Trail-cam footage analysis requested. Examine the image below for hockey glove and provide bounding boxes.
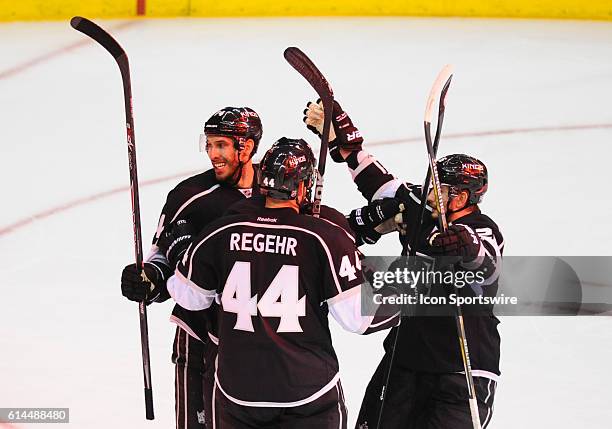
[157,219,197,268]
[428,225,481,261]
[303,99,363,163]
[331,100,363,151]
[121,262,172,304]
[348,198,405,245]
[354,224,382,246]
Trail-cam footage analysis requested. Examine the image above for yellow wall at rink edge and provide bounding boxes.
[184,0,612,20]
[0,0,135,21]
[1,0,611,21]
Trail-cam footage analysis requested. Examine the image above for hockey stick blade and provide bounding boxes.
[284,47,334,102]
[70,17,126,61]
[425,64,454,125]
[424,65,454,232]
[284,47,334,217]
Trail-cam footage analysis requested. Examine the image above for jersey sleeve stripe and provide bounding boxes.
[318,217,355,242]
[170,184,221,224]
[349,153,375,180]
[326,285,360,306]
[371,178,404,201]
[167,272,216,311]
[168,315,203,342]
[175,268,215,295]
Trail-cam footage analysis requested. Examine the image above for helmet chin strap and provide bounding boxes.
[227,160,244,187]
[226,136,247,187]
[446,197,476,216]
[445,187,470,215]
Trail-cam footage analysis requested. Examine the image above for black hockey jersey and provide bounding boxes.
[347,150,504,377]
[225,194,356,240]
[168,204,399,406]
[147,168,259,343]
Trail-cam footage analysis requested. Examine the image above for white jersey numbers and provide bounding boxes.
[222,261,258,332]
[222,261,306,333]
[258,265,306,332]
[339,252,360,281]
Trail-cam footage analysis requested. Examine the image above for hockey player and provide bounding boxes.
[120,107,263,429]
[166,137,400,429]
[305,101,504,428]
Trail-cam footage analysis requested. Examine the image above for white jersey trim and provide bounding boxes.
[168,271,216,311]
[154,183,222,241]
[350,154,375,180]
[208,332,219,346]
[328,287,373,334]
[336,384,343,429]
[371,178,403,201]
[369,311,401,329]
[171,184,221,224]
[186,221,347,296]
[154,183,221,241]
[319,217,355,243]
[326,284,360,306]
[461,369,501,383]
[215,372,341,408]
[168,316,203,342]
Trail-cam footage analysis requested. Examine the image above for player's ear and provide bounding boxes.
[240,139,255,162]
[454,190,469,210]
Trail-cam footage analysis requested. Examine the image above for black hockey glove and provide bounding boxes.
[157,219,197,268]
[348,198,405,230]
[354,224,382,246]
[121,262,172,304]
[331,100,363,152]
[303,99,363,163]
[348,198,404,245]
[428,225,481,261]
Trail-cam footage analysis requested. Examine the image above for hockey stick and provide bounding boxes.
[424,67,482,429]
[407,65,453,256]
[70,16,154,420]
[375,65,455,429]
[283,47,334,218]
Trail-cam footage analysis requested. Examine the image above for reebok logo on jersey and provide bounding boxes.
[257,217,278,223]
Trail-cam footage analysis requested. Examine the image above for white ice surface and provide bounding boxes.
[1,17,612,428]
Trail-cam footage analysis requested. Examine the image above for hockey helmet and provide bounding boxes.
[259,137,316,201]
[202,107,263,157]
[437,154,488,205]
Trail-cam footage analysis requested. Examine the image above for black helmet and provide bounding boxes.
[259,137,316,202]
[437,154,488,205]
[203,107,263,156]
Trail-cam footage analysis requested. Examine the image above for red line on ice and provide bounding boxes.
[0,170,200,237]
[0,20,140,81]
[1,122,611,238]
[367,123,612,146]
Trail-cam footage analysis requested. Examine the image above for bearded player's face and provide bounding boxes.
[205,135,240,182]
